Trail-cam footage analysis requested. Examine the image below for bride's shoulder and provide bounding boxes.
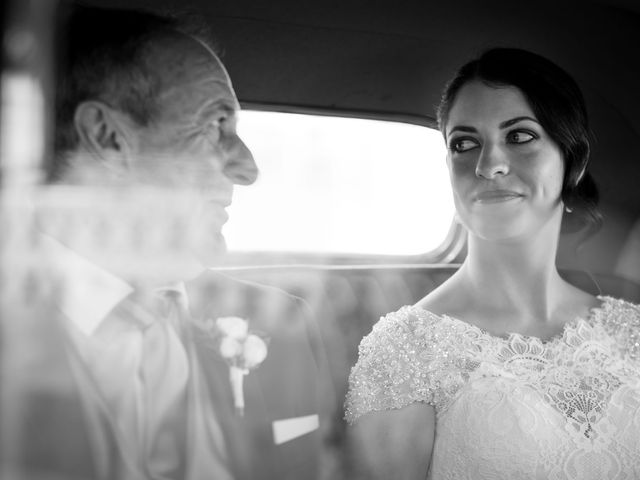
[592,296,640,357]
[359,275,474,358]
[596,295,640,315]
[347,305,453,424]
[358,302,469,365]
[347,287,474,424]
[587,295,640,330]
[359,305,442,352]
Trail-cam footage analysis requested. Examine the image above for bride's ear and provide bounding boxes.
[73,100,134,176]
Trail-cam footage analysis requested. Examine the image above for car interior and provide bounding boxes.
[2,0,640,477]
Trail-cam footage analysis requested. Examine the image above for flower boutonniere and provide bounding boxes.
[205,316,268,416]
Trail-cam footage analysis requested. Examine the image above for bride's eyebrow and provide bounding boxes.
[447,125,477,137]
[499,116,539,128]
[447,115,540,138]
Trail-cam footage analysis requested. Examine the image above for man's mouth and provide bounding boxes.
[205,202,230,223]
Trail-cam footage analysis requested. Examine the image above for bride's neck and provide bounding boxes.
[461,230,565,321]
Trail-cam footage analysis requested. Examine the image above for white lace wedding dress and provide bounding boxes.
[345,296,640,479]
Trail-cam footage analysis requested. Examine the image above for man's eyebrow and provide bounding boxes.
[197,101,238,121]
[210,101,238,114]
[499,116,539,128]
[218,102,238,114]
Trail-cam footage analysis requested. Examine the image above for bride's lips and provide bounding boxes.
[474,189,523,204]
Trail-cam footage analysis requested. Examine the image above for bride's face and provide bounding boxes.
[444,80,565,243]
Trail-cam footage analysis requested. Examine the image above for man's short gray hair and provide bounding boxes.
[52,3,219,181]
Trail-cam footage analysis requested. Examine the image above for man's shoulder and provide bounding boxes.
[187,269,309,330]
[189,269,304,304]
[201,269,300,297]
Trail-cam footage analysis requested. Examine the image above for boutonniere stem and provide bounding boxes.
[229,366,248,416]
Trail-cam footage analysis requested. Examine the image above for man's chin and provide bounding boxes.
[130,239,228,286]
[33,185,231,285]
[67,236,226,287]
[191,233,228,268]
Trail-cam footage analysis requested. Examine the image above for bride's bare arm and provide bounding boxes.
[349,402,435,480]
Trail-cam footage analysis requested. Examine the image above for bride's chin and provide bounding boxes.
[468,221,561,246]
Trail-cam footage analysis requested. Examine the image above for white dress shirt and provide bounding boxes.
[42,235,234,480]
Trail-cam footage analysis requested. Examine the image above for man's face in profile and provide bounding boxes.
[40,33,258,284]
[113,35,258,270]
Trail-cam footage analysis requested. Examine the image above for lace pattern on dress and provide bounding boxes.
[345,296,640,431]
[345,296,640,479]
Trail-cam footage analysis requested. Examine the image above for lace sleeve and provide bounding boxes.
[344,307,437,425]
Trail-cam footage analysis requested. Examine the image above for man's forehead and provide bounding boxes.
[146,33,237,105]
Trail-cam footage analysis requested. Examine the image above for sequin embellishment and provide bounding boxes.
[345,296,640,434]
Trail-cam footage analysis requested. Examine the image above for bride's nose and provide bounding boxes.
[475,143,509,179]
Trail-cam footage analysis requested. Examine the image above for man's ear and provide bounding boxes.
[73,100,133,174]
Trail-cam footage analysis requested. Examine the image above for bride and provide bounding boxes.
[345,48,640,479]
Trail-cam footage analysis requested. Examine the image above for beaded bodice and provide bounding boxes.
[345,296,640,479]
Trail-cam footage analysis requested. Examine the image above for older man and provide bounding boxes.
[22,4,333,480]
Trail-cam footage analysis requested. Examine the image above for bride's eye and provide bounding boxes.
[506,130,537,144]
[449,137,479,153]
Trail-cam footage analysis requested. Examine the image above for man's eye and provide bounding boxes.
[209,118,224,130]
[449,137,479,153]
[203,122,222,144]
[507,130,536,144]
[207,115,229,134]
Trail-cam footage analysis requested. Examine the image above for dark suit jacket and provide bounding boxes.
[186,270,336,480]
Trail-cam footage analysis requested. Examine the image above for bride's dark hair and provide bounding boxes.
[437,47,602,240]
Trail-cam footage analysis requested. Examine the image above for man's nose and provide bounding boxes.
[223,134,259,186]
[475,143,509,179]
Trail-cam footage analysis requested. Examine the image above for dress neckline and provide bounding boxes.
[410,295,610,345]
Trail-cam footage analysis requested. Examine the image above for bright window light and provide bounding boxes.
[224,110,454,256]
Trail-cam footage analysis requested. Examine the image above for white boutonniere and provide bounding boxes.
[205,316,268,416]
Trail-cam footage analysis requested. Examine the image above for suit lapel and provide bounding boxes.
[187,270,322,480]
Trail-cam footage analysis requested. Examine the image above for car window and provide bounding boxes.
[225,110,455,259]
